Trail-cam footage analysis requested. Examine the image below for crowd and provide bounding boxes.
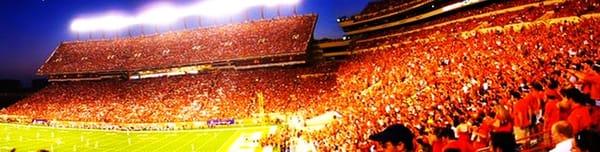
[356,0,600,50]
[2,65,338,123]
[261,8,600,152]
[38,15,316,74]
[351,0,430,22]
[344,0,463,32]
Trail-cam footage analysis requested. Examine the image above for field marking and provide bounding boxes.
[152,132,199,152]
[188,132,219,152]
[173,132,213,152]
[92,132,132,151]
[1,127,77,151]
[197,133,220,150]
[0,123,275,151]
[50,128,109,151]
[0,123,271,133]
[228,132,263,152]
[56,128,118,151]
[127,132,181,152]
[216,130,240,152]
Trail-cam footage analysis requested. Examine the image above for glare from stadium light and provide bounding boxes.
[261,0,300,7]
[189,0,248,17]
[137,4,182,25]
[70,0,302,32]
[71,14,134,32]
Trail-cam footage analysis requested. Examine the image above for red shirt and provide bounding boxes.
[495,121,514,133]
[582,74,600,100]
[474,120,492,149]
[524,92,542,112]
[543,100,560,131]
[432,140,448,152]
[513,99,530,127]
[567,104,592,133]
[478,117,494,137]
[443,136,475,152]
[545,89,562,102]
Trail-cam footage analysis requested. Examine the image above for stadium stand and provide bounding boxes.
[353,0,561,47]
[261,16,600,151]
[262,0,600,151]
[340,0,462,31]
[353,0,431,21]
[4,65,338,123]
[38,15,317,75]
[2,0,600,151]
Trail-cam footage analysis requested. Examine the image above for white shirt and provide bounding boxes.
[550,138,573,152]
[294,137,317,152]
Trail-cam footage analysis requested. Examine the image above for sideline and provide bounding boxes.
[0,123,273,134]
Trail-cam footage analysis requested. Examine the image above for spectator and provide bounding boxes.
[544,80,562,132]
[432,127,454,152]
[549,121,574,152]
[562,88,593,133]
[571,129,600,152]
[490,132,517,152]
[443,123,475,152]
[369,124,415,152]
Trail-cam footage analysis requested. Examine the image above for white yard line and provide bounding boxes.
[215,130,240,152]
[173,133,213,152]
[191,133,219,152]
[151,132,198,152]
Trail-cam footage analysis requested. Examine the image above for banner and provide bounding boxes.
[32,118,49,125]
[207,118,235,126]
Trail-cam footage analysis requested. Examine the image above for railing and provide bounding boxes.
[476,130,551,152]
[518,130,550,150]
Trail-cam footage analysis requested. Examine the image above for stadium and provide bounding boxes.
[1,0,600,151]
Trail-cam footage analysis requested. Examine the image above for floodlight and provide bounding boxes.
[193,0,248,17]
[71,14,133,32]
[70,19,92,32]
[261,0,301,7]
[96,15,134,31]
[69,0,303,32]
[137,4,181,25]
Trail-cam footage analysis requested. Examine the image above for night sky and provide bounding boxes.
[0,0,369,86]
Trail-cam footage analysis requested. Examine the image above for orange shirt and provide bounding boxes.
[513,99,530,127]
[478,117,494,138]
[545,89,562,101]
[582,74,600,100]
[474,118,493,149]
[543,100,560,131]
[567,104,592,133]
[524,92,542,112]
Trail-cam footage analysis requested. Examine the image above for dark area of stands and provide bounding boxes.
[0,79,47,108]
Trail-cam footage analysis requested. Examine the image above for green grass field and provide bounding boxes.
[0,123,274,152]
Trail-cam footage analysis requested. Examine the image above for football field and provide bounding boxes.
[0,123,274,152]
